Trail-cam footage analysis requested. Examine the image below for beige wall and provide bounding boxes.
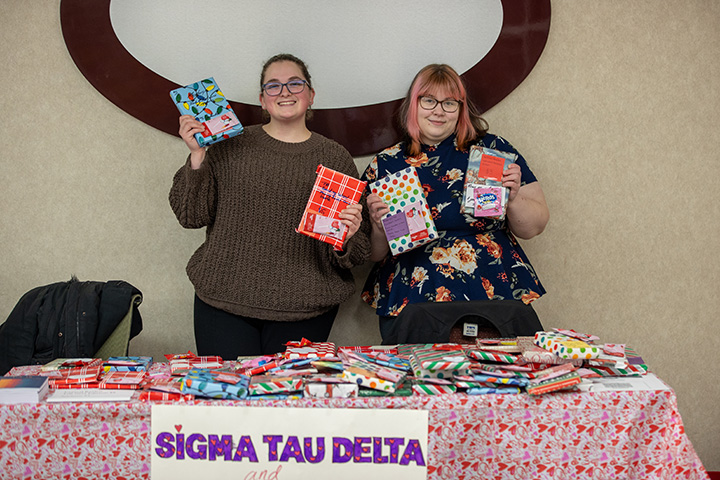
[1,0,718,469]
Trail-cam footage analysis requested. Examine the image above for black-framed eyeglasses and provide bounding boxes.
[262,79,308,96]
[419,96,461,113]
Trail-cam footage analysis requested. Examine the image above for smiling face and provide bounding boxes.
[416,88,460,145]
[259,60,315,124]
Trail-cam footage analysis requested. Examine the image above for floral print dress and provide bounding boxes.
[361,133,546,317]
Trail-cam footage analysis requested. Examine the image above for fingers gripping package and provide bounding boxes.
[170,77,244,147]
[368,166,438,256]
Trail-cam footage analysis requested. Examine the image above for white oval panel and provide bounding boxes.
[109,0,503,109]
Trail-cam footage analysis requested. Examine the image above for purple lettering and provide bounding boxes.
[373,436,388,463]
[385,437,404,464]
[303,437,325,464]
[279,436,305,463]
[154,432,175,458]
[263,435,282,462]
[233,435,259,462]
[208,434,232,461]
[332,437,353,463]
[400,439,426,466]
[187,434,207,460]
[353,437,371,463]
[176,433,185,459]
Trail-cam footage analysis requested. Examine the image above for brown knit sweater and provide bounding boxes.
[169,125,371,321]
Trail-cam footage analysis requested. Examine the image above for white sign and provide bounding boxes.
[151,406,429,480]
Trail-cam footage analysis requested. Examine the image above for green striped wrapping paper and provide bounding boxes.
[248,376,303,396]
[412,383,457,395]
[466,349,519,364]
[410,346,471,379]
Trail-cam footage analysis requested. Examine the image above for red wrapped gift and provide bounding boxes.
[284,338,337,359]
[296,164,366,251]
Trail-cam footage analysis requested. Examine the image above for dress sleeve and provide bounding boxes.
[489,135,538,186]
[168,154,218,229]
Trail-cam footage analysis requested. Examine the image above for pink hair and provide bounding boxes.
[400,64,486,156]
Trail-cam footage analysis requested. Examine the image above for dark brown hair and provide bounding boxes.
[259,53,314,121]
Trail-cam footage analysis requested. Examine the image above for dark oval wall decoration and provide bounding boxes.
[60,0,550,157]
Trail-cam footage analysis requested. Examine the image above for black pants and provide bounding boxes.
[193,295,338,358]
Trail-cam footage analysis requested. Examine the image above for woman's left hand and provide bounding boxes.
[339,203,363,241]
[502,163,522,202]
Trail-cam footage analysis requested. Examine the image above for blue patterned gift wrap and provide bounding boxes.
[170,77,244,147]
[181,369,249,400]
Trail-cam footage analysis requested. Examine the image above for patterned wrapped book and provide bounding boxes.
[248,376,303,396]
[283,338,337,359]
[181,369,249,400]
[410,345,471,380]
[297,164,366,251]
[169,77,243,147]
[462,146,515,217]
[368,166,438,255]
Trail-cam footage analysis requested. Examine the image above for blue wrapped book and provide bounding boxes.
[104,356,153,372]
[170,77,243,147]
[181,369,250,400]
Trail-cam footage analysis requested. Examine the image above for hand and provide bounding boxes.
[366,193,390,232]
[339,203,363,241]
[502,163,522,202]
[178,115,207,168]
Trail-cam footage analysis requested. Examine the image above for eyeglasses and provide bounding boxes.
[262,79,308,96]
[419,96,461,113]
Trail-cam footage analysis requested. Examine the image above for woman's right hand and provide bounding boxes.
[367,193,390,232]
[178,115,207,168]
[367,193,392,261]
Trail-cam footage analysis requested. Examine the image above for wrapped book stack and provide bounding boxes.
[4,329,649,402]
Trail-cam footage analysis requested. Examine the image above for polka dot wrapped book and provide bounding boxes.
[368,166,438,256]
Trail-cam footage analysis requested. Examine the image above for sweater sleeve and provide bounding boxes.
[168,155,217,229]
[328,146,372,269]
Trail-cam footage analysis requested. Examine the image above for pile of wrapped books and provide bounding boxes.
[5,329,649,402]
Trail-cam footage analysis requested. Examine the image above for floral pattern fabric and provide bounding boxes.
[361,133,546,316]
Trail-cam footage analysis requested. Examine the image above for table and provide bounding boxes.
[0,368,709,479]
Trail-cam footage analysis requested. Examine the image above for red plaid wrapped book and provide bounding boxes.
[296,164,366,251]
[166,353,224,376]
[49,365,103,388]
[284,338,337,359]
[99,371,146,390]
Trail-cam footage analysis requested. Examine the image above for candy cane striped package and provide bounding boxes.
[410,346,472,379]
[466,349,519,364]
[412,383,457,395]
[368,166,438,256]
[297,164,366,251]
[248,376,303,396]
